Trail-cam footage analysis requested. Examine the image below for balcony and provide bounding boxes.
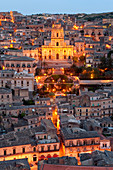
[11,64,15,67]
[66,143,100,148]
[22,64,26,68]
[39,149,59,153]
[16,64,20,68]
[27,64,31,68]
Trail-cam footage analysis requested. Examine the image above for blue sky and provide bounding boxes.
[1,0,113,15]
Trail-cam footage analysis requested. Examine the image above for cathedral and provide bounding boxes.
[42,23,74,68]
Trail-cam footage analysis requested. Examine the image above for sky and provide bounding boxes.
[0,0,113,15]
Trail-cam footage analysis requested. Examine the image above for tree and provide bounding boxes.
[79,55,86,62]
[99,57,107,69]
[73,57,78,63]
[99,51,113,70]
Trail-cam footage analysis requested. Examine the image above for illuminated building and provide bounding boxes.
[61,127,111,162]
[74,40,85,58]
[42,22,74,68]
[84,26,104,41]
[2,56,37,75]
[10,11,14,23]
[0,70,34,93]
[0,121,60,166]
[0,88,13,106]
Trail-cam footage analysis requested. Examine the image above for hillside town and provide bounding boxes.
[0,11,113,170]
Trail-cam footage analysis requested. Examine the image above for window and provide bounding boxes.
[21,81,23,86]
[23,148,25,153]
[91,140,95,145]
[56,53,59,59]
[4,150,6,155]
[6,63,10,67]
[48,146,50,151]
[16,64,20,68]
[33,154,37,162]
[49,55,51,59]
[22,64,26,68]
[57,33,58,37]
[33,147,36,152]
[1,95,3,99]
[41,146,44,152]
[69,141,73,146]
[1,81,3,87]
[54,145,57,150]
[13,149,16,154]
[56,42,59,46]
[27,81,29,86]
[44,136,46,139]
[64,55,66,59]
[27,64,31,68]
[7,95,9,98]
[83,140,87,145]
[11,64,14,67]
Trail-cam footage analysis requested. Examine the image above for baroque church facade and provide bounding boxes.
[42,23,74,68]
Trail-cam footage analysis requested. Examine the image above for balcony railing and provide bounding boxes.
[66,143,100,148]
[39,149,59,153]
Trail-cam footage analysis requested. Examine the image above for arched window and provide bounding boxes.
[33,147,36,152]
[47,154,51,158]
[56,42,59,46]
[13,149,16,154]
[68,56,71,59]
[57,33,59,37]
[30,54,32,58]
[64,55,66,59]
[33,154,37,162]
[91,32,95,36]
[56,53,59,59]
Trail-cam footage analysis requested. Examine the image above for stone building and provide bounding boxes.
[0,70,34,93]
[2,55,36,75]
[0,88,12,106]
[42,22,74,68]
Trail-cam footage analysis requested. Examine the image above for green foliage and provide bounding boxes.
[19,112,25,118]
[35,68,42,76]
[99,51,113,70]
[8,48,18,50]
[80,68,103,79]
[23,99,35,105]
[49,92,55,97]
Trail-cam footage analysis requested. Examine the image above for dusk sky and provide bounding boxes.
[1,0,113,15]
